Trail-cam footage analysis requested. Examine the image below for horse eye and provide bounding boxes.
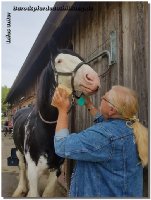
[57,59,62,63]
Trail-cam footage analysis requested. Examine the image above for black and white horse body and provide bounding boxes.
[12,45,100,197]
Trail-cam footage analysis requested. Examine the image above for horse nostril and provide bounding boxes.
[85,74,93,81]
[94,86,99,93]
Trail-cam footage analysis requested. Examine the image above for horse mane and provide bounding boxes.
[36,62,56,111]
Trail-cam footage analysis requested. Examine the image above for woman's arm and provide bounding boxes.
[56,111,68,132]
[54,125,112,162]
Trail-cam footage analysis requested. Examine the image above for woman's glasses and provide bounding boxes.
[101,96,117,109]
[101,96,126,116]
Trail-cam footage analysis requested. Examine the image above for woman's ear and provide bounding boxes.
[108,106,118,117]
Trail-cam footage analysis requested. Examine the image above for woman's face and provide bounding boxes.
[99,90,120,119]
[99,91,111,119]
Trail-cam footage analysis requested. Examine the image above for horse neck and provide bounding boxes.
[35,64,58,121]
[39,105,58,122]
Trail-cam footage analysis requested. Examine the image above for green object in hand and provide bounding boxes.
[77,96,85,106]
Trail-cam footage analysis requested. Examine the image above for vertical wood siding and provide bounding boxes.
[63,2,149,131]
[55,3,149,194]
[64,2,148,196]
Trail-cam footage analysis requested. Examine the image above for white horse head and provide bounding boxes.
[50,46,100,95]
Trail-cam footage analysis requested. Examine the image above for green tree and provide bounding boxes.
[2,85,10,115]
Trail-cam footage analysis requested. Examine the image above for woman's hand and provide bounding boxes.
[52,88,70,112]
[84,96,92,106]
[84,95,98,117]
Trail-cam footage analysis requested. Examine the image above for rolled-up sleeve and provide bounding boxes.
[54,124,113,162]
[55,128,69,140]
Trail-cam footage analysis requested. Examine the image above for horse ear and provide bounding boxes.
[48,39,59,59]
[66,42,73,50]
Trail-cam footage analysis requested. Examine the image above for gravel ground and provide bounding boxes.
[2,133,19,197]
[1,133,67,198]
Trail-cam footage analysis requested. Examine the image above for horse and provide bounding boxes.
[12,42,100,197]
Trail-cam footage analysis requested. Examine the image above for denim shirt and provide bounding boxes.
[54,115,143,197]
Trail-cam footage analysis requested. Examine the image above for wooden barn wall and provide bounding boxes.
[12,80,37,111]
[57,2,149,131]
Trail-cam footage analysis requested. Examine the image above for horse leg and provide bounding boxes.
[12,151,28,197]
[42,170,58,197]
[24,153,40,197]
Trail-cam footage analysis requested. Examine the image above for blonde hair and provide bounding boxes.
[108,85,148,167]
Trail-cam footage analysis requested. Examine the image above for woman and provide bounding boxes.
[52,85,148,197]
